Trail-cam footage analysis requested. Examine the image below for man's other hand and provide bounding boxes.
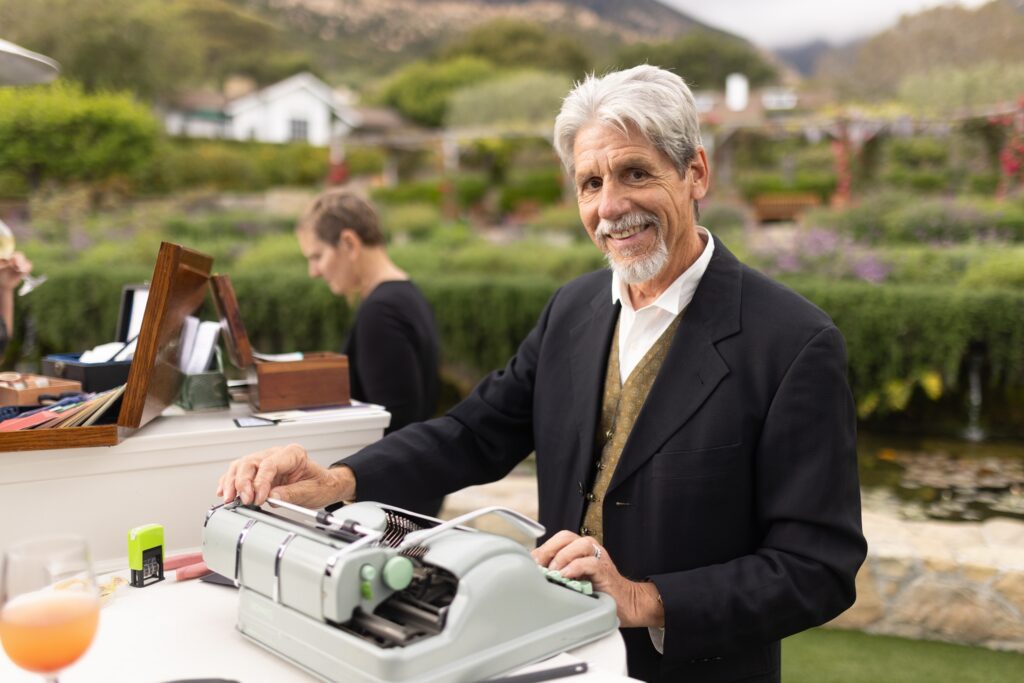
[532,530,664,629]
[216,443,356,508]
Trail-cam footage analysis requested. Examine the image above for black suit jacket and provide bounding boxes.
[345,238,867,682]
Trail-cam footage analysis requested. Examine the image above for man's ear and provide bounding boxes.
[689,147,710,201]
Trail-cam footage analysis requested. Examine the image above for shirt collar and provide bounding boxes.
[611,226,714,314]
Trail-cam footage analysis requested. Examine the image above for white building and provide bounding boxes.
[165,73,360,147]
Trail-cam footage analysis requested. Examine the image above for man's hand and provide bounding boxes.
[532,530,664,629]
[216,443,356,508]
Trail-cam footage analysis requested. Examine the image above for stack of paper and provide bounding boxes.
[178,316,221,374]
[0,384,127,431]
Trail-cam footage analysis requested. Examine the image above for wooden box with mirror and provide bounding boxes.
[210,274,350,412]
[0,242,213,452]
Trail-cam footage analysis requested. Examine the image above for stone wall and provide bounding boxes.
[830,510,1024,652]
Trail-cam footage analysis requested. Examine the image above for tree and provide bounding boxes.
[0,82,159,189]
[440,19,592,77]
[447,70,571,130]
[614,31,777,90]
[378,57,497,128]
[177,0,320,87]
[0,0,202,100]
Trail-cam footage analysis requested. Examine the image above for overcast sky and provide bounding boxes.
[659,0,995,48]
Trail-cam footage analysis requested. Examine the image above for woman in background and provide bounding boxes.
[0,251,32,355]
[297,190,443,517]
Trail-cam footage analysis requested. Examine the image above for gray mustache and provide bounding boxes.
[596,212,660,238]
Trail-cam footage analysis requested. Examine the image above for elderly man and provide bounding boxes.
[218,65,866,683]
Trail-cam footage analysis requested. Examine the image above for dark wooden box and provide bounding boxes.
[209,274,350,412]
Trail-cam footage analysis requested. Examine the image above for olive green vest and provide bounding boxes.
[580,313,683,544]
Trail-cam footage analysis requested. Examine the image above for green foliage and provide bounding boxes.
[0,82,159,189]
[370,180,444,208]
[379,203,444,241]
[440,19,590,76]
[880,137,952,193]
[451,173,490,209]
[525,204,586,240]
[959,251,1024,290]
[789,279,1024,414]
[805,193,1024,244]
[378,57,497,128]
[134,140,328,193]
[784,628,1024,683]
[614,31,777,89]
[446,70,571,130]
[176,0,312,87]
[700,203,748,232]
[344,147,387,177]
[0,0,202,99]
[499,168,564,213]
[419,275,558,374]
[736,171,837,203]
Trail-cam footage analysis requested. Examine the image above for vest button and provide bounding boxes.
[596,462,605,471]
[605,429,613,439]
[586,492,598,502]
[580,526,591,536]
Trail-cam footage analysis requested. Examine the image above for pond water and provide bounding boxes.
[858,431,1024,522]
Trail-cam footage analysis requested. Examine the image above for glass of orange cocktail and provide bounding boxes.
[0,537,100,682]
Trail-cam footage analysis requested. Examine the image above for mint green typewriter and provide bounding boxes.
[202,498,619,683]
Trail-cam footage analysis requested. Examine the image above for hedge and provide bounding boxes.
[10,266,1023,426]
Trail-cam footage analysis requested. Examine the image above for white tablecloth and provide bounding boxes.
[0,570,638,682]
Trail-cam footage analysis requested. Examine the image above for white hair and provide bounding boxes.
[553,64,703,180]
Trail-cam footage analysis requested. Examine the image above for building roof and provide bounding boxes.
[225,72,360,128]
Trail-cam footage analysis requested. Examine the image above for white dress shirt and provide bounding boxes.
[611,227,714,384]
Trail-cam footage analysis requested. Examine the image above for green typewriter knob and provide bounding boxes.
[382,556,414,591]
[359,564,377,600]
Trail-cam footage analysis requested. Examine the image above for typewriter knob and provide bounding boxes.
[382,556,414,591]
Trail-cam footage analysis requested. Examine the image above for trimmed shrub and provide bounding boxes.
[499,168,563,213]
[370,180,444,208]
[133,140,327,194]
[0,82,159,191]
[959,251,1024,290]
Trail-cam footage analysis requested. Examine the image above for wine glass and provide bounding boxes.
[0,218,46,296]
[0,537,100,682]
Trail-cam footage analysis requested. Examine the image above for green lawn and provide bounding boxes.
[784,629,1024,682]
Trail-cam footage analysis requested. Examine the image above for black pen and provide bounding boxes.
[481,661,588,683]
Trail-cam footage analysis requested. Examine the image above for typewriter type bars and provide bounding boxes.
[202,499,619,683]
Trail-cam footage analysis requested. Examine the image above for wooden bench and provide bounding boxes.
[752,192,822,223]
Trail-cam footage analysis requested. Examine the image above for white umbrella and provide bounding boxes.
[0,37,59,85]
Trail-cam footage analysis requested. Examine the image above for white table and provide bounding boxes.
[0,571,637,682]
[0,403,391,571]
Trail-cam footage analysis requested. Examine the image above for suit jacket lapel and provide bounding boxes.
[569,282,619,499]
[607,236,743,493]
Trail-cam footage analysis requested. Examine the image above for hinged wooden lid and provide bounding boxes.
[209,273,254,369]
[117,242,214,429]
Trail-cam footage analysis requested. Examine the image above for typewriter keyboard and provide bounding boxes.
[539,565,594,596]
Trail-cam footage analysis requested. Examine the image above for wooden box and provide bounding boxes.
[0,242,213,452]
[210,274,350,412]
[0,375,82,406]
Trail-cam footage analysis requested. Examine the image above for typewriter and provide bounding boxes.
[202,498,618,683]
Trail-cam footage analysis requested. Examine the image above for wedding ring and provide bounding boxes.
[592,543,602,560]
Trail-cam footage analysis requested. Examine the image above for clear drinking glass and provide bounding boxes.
[0,537,100,682]
[0,218,46,296]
